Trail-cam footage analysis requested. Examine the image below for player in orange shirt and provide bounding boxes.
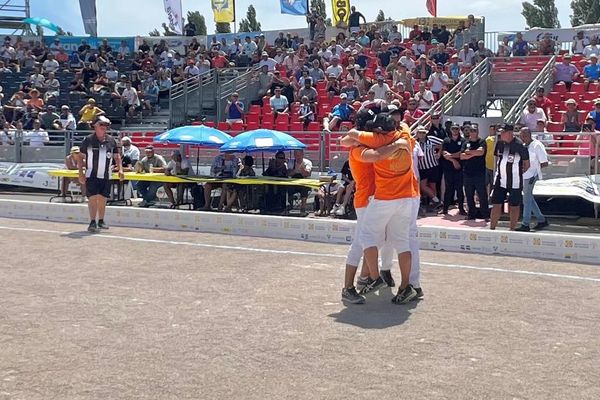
[341,136,411,304]
[343,115,419,304]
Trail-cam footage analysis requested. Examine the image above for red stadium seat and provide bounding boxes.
[546,121,564,132]
[547,91,563,103]
[230,121,245,131]
[307,122,321,131]
[217,122,230,131]
[204,121,216,127]
[245,113,259,124]
[571,82,585,93]
[553,83,567,94]
[276,120,289,131]
[289,122,304,132]
[249,104,261,115]
[246,120,260,130]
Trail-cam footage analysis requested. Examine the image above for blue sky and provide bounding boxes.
[26,0,574,36]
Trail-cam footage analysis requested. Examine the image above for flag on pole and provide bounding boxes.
[78,0,97,37]
[212,0,236,23]
[163,0,183,34]
[331,0,350,28]
[280,0,308,16]
[426,0,437,17]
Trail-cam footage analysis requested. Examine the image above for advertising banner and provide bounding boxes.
[164,0,184,35]
[212,0,235,23]
[331,0,350,28]
[43,36,135,53]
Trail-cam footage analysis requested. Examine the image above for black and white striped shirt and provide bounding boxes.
[418,135,444,170]
[80,133,119,180]
[494,138,529,190]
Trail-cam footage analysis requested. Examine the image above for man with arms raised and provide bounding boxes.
[78,116,124,233]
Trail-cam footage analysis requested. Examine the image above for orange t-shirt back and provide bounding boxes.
[349,146,375,209]
[356,129,419,201]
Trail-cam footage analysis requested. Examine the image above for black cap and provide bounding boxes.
[498,123,514,132]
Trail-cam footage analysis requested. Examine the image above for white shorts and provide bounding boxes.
[360,197,412,254]
[346,206,366,267]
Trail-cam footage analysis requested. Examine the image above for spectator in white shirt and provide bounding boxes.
[184,61,200,78]
[242,36,258,56]
[399,55,416,72]
[43,72,60,102]
[49,39,63,55]
[427,63,449,97]
[269,86,289,120]
[30,68,45,89]
[42,53,60,73]
[519,98,547,131]
[121,81,141,118]
[411,38,426,57]
[571,31,590,55]
[0,42,15,61]
[583,38,600,59]
[117,40,131,59]
[325,56,343,78]
[258,51,278,72]
[369,76,391,100]
[458,43,475,66]
[516,127,549,232]
[25,120,49,147]
[58,105,76,130]
[414,82,434,111]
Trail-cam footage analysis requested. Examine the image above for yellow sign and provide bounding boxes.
[401,16,483,29]
[212,0,235,23]
[331,0,350,28]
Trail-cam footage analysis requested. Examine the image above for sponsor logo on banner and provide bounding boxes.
[331,0,350,28]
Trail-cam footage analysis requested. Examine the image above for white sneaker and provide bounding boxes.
[331,204,340,214]
[335,205,346,216]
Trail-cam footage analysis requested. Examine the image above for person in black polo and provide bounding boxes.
[77,116,124,233]
[441,123,466,215]
[460,123,489,220]
[490,124,530,231]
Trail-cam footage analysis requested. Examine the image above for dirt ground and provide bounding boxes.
[0,217,599,400]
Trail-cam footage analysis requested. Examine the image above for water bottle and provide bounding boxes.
[149,164,154,173]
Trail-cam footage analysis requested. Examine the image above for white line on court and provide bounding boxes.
[2,224,600,284]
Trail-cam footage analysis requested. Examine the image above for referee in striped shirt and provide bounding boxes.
[490,124,530,230]
[77,116,124,233]
[416,126,444,208]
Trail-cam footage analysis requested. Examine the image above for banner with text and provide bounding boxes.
[163,0,183,34]
[331,0,350,28]
[43,36,135,53]
[212,0,235,23]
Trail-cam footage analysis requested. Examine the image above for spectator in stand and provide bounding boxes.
[298,78,318,104]
[393,64,414,94]
[78,98,104,129]
[58,105,76,130]
[120,136,140,168]
[121,81,141,119]
[416,125,443,209]
[26,89,44,111]
[325,73,341,99]
[403,97,424,125]
[323,93,355,132]
[348,6,366,34]
[355,67,373,96]
[70,72,87,94]
[441,123,466,215]
[369,75,391,100]
[437,25,451,46]
[474,40,493,63]
[430,42,449,65]
[415,54,432,80]
[490,124,530,231]
[55,48,69,64]
[135,145,167,207]
[325,56,343,78]
[184,19,197,36]
[258,51,277,72]
[298,95,315,129]
[39,105,59,130]
[270,86,289,120]
[533,87,553,119]
[225,92,244,126]
[519,98,546,131]
[411,38,426,57]
[571,31,590,55]
[24,119,48,147]
[583,54,600,90]
[460,124,489,220]
[30,67,45,90]
[512,32,530,57]
[458,43,475,66]
[415,82,434,111]
[340,76,360,102]
[583,38,600,59]
[399,53,416,71]
[98,38,112,54]
[357,30,370,47]
[408,25,422,41]
[538,33,556,55]
[516,127,549,232]
[427,63,449,99]
[587,100,600,130]
[43,72,60,102]
[117,40,131,60]
[554,54,580,91]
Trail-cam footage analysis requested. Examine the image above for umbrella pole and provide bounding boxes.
[262,152,265,174]
[196,147,200,172]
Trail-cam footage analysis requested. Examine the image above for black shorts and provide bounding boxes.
[419,166,442,183]
[491,185,522,207]
[86,177,111,198]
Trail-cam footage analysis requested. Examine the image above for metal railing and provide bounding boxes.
[215,67,260,122]
[504,55,557,125]
[168,69,217,128]
[408,57,492,132]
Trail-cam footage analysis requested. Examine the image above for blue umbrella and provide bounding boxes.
[219,129,306,153]
[23,17,61,33]
[153,125,232,147]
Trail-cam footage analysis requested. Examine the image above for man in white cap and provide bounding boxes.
[258,51,278,72]
[77,116,124,232]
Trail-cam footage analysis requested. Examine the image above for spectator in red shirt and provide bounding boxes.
[408,25,422,41]
[212,51,228,69]
[533,87,553,118]
[403,97,424,125]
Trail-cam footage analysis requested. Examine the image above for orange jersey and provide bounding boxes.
[349,146,375,209]
[356,128,419,200]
